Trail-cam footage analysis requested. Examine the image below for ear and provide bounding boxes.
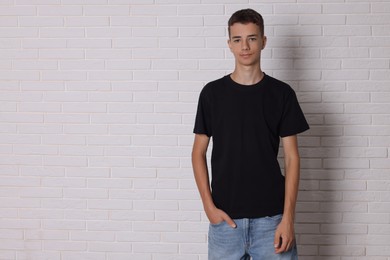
[227,39,233,52]
[261,36,267,50]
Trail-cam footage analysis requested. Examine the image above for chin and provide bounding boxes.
[238,60,259,67]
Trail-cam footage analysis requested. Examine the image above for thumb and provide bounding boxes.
[222,213,236,228]
[274,230,281,248]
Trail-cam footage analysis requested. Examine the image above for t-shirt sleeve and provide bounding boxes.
[193,87,212,137]
[279,89,310,137]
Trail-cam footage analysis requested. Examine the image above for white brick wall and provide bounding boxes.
[0,1,389,259]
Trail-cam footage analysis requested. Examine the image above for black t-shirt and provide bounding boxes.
[193,73,309,219]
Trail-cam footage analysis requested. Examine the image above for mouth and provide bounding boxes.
[240,53,252,58]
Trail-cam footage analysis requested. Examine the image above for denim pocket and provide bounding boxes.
[209,221,225,227]
[265,214,283,221]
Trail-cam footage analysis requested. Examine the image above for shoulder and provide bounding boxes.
[264,74,294,95]
[200,75,227,96]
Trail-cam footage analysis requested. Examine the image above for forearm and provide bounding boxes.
[283,154,300,222]
[191,134,215,211]
[281,135,301,223]
[192,152,215,210]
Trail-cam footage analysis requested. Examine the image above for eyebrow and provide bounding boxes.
[231,34,258,39]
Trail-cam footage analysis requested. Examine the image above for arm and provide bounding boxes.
[191,134,236,228]
[274,135,300,253]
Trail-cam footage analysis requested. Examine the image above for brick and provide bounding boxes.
[324,25,371,36]
[319,246,365,256]
[109,125,154,135]
[178,5,224,15]
[371,93,390,103]
[132,136,178,146]
[322,70,369,80]
[298,191,342,202]
[368,202,390,213]
[133,71,178,81]
[323,158,369,169]
[43,240,87,251]
[0,16,18,26]
[110,211,154,221]
[323,3,369,14]
[134,27,177,37]
[60,60,105,70]
[113,38,158,48]
[322,47,369,58]
[159,16,204,27]
[320,180,366,191]
[19,17,64,27]
[153,59,198,70]
[321,224,368,234]
[372,25,390,36]
[61,252,105,260]
[66,17,109,27]
[275,26,322,36]
[320,202,367,213]
[294,59,341,69]
[23,39,66,49]
[137,114,181,124]
[24,230,68,240]
[14,145,58,155]
[88,199,132,210]
[89,71,133,81]
[350,36,390,47]
[66,39,111,48]
[347,15,390,25]
[295,213,342,223]
[38,5,82,16]
[133,243,178,253]
[88,156,134,167]
[13,60,58,70]
[272,48,320,59]
[324,114,371,125]
[300,15,346,25]
[133,48,178,59]
[86,28,132,38]
[40,28,85,38]
[84,6,129,16]
[131,5,177,16]
[345,104,390,114]
[60,145,104,156]
[133,222,178,232]
[155,211,201,221]
[342,59,389,69]
[0,6,36,15]
[106,60,151,70]
[274,4,322,14]
[111,16,156,27]
[70,231,114,242]
[340,147,387,158]
[348,81,390,92]
[300,235,346,245]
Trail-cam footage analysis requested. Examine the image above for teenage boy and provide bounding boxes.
[192,9,309,259]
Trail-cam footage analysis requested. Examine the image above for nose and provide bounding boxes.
[241,39,249,50]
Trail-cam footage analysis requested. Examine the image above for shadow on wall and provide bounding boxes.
[271,32,345,259]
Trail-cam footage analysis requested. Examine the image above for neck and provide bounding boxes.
[230,66,264,85]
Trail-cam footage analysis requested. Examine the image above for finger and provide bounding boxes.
[275,236,288,254]
[222,213,236,228]
[274,232,281,249]
[286,240,295,252]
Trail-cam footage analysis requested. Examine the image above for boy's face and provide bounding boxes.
[228,22,266,67]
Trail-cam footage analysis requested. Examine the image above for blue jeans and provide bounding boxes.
[208,214,298,260]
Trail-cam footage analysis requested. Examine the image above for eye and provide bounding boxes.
[249,37,257,42]
[233,39,240,43]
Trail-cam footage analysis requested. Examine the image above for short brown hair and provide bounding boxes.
[228,9,264,37]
